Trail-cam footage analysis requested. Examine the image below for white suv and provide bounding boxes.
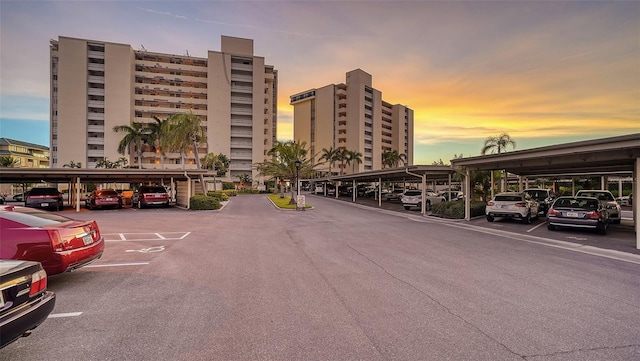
[575,190,621,224]
[401,190,446,211]
[486,192,539,224]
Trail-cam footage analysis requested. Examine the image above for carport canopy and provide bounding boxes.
[451,133,639,248]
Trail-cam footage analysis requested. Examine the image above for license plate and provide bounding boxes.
[566,212,579,218]
[41,203,49,207]
[82,234,93,245]
[106,198,113,201]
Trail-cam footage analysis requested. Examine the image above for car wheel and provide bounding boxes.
[426,200,431,211]
[523,212,532,224]
[547,224,555,231]
[486,215,494,222]
[596,222,607,235]
[404,206,410,210]
[612,219,621,224]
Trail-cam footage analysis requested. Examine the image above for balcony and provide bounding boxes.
[88,75,104,83]
[231,84,253,92]
[230,63,253,71]
[88,88,105,96]
[230,140,252,149]
[231,107,253,115]
[230,131,252,138]
[87,125,104,132]
[230,74,253,82]
[231,96,253,105]
[230,152,253,160]
[87,149,104,157]
[87,50,105,59]
[88,112,105,121]
[87,137,105,145]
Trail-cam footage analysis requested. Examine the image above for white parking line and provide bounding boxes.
[85,262,149,268]
[103,232,190,242]
[526,222,546,233]
[48,312,82,318]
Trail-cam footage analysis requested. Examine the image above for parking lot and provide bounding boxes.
[3,194,640,360]
[309,192,640,255]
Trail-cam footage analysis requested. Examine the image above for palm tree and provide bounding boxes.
[319,147,339,176]
[201,153,229,191]
[382,150,402,168]
[481,133,516,155]
[148,116,169,168]
[113,122,151,169]
[481,133,516,192]
[165,112,207,194]
[256,140,312,204]
[62,160,82,168]
[399,152,408,166]
[0,156,20,167]
[345,150,363,174]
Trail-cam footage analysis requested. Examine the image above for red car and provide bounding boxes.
[0,205,105,276]
[85,189,122,210]
[133,185,170,208]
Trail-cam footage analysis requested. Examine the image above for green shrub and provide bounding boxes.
[189,195,221,210]
[207,191,229,201]
[222,182,235,190]
[431,200,486,219]
[223,189,237,197]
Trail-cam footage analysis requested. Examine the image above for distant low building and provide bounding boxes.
[0,138,50,168]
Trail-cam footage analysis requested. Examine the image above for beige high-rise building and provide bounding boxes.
[290,69,413,175]
[50,35,277,181]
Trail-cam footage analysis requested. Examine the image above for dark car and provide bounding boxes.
[546,196,609,234]
[523,188,556,215]
[24,187,64,211]
[86,189,123,210]
[0,205,105,275]
[133,185,170,208]
[0,260,56,349]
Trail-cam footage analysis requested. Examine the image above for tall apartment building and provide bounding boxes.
[290,69,413,175]
[50,35,277,181]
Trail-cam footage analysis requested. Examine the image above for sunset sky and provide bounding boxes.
[1,1,638,164]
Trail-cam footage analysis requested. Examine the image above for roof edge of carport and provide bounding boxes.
[450,132,640,167]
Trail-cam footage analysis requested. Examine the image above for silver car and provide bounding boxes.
[547,196,609,234]
[575,190,621,224]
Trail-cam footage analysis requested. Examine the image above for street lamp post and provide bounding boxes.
[294,159,301,198]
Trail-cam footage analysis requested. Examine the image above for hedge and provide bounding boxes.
[207,191,229,201]
[431,200,486,219]
[189,195,221,210]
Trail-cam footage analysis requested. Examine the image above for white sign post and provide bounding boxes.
[296,195,306,211]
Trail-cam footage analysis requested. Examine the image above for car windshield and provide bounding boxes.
[97,190,119,197]
[1,208,71,227]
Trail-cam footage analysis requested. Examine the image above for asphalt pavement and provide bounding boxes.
[2,194,639,361]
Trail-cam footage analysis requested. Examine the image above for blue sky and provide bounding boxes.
[1,0,638,164]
